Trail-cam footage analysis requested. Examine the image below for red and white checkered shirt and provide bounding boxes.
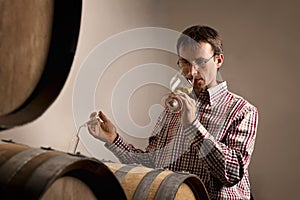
[106,81,258,200]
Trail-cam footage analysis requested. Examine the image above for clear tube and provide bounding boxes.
[68,113,100,154]
[67,123,86,154]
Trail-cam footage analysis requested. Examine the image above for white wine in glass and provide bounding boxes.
[162,69,196,112]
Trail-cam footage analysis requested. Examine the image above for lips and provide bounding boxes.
[195,78,204,83]
[194,78,205,89]
[186,76,205,86]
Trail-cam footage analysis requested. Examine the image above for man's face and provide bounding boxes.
[178,41,222,94]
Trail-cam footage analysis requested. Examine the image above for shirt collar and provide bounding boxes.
[198,81,228,106]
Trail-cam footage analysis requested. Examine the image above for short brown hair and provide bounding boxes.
[176,25,224,55]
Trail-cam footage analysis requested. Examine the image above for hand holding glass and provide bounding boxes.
[162,69,196,112]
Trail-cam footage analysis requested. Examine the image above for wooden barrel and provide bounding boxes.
[105,162,210,200]
[0,0,82,129]
[0,142,127,200]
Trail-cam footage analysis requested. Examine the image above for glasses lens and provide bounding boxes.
[178,60,189,68]
[195,58,206,67]
[178,55,213,69]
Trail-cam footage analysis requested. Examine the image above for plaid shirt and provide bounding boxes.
[105,81,258,200]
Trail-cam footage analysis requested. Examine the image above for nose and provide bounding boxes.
[187,63,198,76]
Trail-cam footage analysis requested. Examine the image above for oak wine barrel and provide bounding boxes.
[105,162,210,200]
[0,0,82,129]
[0,142,127,200]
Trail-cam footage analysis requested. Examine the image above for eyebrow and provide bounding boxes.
[178,57,189,61]
[179,57,206,62]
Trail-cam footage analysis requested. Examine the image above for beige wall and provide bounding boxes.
[1,0,300,199]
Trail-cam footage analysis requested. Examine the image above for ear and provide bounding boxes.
[215,54,224,68]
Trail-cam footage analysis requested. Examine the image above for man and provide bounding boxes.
[89,25,258,199]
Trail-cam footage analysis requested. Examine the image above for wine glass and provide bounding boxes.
[162,69,196,112]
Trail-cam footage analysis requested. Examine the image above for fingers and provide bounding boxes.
[174,91,196,116]
[98,111,109,122]
[174,91,195,105]
[89,111,109,122]
[99,120,106,131]
[87,124,96,135]
[87,121,100,138]
[97,111,112,132]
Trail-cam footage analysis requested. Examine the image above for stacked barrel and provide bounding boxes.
[0,141,209,200]
[0,141,126,199]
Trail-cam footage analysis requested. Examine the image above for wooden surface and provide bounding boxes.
[0,0,82,128]
[0,142,126,199]
[0,0,54,115]
[40,176,97,200]
[105,162,208,200]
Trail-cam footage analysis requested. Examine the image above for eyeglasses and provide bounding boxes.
[177,54,215,70]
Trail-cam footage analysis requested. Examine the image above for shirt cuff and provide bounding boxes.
[104,133,123,151]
